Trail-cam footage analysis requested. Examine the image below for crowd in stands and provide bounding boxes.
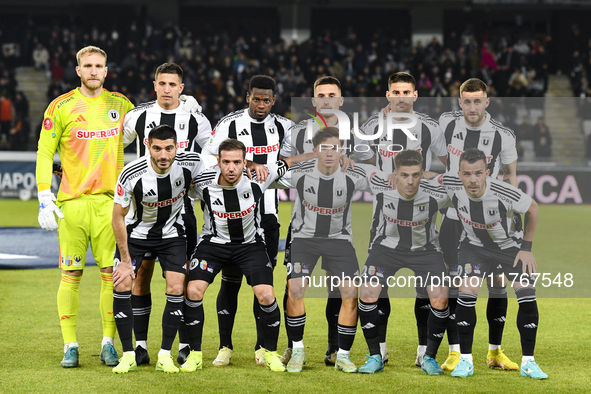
[0,16,558,156]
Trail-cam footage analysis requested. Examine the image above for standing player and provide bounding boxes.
[356,150,451,375]
[36,46,134,368]
[282,76,373,366]
[122,62,212,366]
[181,139,293,373]
[285,128,373,373]
[110,125,205,374]
[202,75,293,366]
[439,78,519,371]
[443,148,546,380]
[360,72,447,365]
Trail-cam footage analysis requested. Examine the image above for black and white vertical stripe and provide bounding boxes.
[443,175,532,250]
[122,100,212,156]
[115,152,204,240]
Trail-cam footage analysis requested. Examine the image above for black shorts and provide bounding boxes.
[188,240,273,286]
[363,245,449,288]
[115,237,187,275]
[287,238,360,280]
[439,215,463,267]
[454,243,532,285]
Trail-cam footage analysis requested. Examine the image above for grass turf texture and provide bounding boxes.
[1,201,590,392]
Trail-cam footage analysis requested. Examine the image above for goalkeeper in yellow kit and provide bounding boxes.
[36,46,134,368]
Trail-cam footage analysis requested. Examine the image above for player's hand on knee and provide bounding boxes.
[37,190,64,231]
[113,259,136,287]
[180,94,202,113]
[514,251,537,275]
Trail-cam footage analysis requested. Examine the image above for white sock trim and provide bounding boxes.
[64,342,79,352]
[460,353,473,364]
[292,340,304,349]
[136,340,147,350]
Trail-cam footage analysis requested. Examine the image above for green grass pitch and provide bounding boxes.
[1,200,590,393]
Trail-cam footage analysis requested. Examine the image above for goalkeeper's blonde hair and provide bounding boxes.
[76,46,107,66]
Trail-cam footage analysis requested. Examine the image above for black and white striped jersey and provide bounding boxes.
[114,152,205,240]
[439,111,517,177]
[203,108,293,215]
[283,117,374,162]
[290,160,371,242]
[190,161,290,245]
[359,111,446,173]
[439,111,518,221]
[442,175,531,250]
[122,100,212,156]
[367,173,453,252]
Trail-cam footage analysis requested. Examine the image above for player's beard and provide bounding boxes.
[151,155,175,173]
[81,75,105,93]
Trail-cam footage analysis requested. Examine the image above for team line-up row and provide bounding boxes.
[34,45,546,380]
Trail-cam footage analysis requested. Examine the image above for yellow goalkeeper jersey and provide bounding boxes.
[36,87,134,203]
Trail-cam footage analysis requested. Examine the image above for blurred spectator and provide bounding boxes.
[32,44,50,72]
[0,92,13,149]
[533,117,552,160]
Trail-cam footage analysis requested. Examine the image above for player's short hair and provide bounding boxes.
[388,72,416,90]
[155,63,183,81]
[249,75,276,95]
[219,139,246,159]
[312,127,343,147]
[394,149,423,169]
[314,76,341,94]
[148,124,177,145]
[460,78,488,96]
[76,46,107,66]
[459,148,487,167]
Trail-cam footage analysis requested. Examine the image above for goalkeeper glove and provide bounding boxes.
[180,94,202,113]
[38,189,64,231]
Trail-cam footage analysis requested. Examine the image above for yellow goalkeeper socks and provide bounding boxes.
[100,272,116,338]
[57,273,81,344]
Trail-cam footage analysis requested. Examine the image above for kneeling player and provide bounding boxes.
[357,150,451,374]
[181,139,292,372]
[110,125,206,373]
[443,148,547,379]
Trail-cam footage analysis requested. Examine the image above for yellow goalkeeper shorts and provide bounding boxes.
[57,194,115,270]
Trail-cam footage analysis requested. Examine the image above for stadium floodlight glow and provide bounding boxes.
[305,109,419,142]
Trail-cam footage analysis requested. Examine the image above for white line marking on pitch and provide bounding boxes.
[0,253,39,259]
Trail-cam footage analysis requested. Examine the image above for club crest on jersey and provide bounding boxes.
[179,122,186,131]
[108,109,120,121]
[335,188,344,197]
[486,208,497,217]
[174,178,183,188]
[482,137,490,146]
[268,127,276,134]
[242,192,251,200]
[416,204,427,212]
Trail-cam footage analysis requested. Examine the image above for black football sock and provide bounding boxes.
[161,293,183,351]
[259,299,281,352]
[184,297,204,351]
[415,295,431,347]
[359,300,380,356]
[456,291,478,354]
[426,306,449,358]
[286,313,306,342]
[326,291,341,353]
[131,294,151,346]
[113,290,134,352]
[283,284,293,348]
[447,288,460,346]
[516,286,538,356]
[217,275,241,349]
[487,285,508,347]
[377,286,390,344]
[338,324,357,352]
